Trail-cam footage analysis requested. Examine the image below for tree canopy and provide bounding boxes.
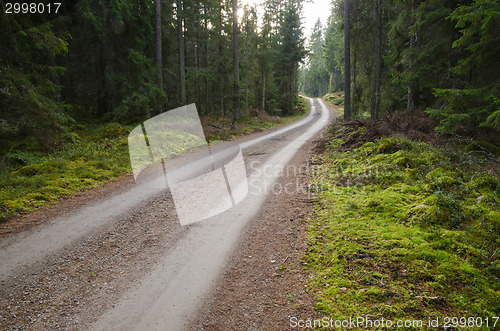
[0,0,307,151]
[303,0,499,140]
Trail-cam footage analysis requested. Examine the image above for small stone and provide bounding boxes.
[340,287,347,293]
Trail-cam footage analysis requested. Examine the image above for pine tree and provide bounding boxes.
[232,0,241,120]
[302,19,329,97]
[275,0,306,115]
[344,0,351,121]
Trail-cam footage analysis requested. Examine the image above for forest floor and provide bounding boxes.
[0,105,307,224]
[303,111,499,328]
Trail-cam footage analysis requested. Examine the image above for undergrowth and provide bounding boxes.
[0,101,308,222]
[306,124,499,329]
[202,108,306,141]
[0,123,133,222]
[323,92,344,109]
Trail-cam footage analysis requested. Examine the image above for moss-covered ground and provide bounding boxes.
[323,92,344,109]
[0,101,308,222]
[306,124,499,329]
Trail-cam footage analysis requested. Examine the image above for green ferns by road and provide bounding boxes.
[306,128,499,328]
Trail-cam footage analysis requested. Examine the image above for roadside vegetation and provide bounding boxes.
[306,112,499,328]
[0,101,308,223]
[323,93,344,110]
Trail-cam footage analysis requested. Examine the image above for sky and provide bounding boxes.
[302,0,332,39]
[240,0,334,42]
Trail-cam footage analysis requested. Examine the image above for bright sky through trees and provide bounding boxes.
[240,0,332,41]
[302,0,331,37]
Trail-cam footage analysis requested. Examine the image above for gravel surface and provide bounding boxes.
[188,137,324,330]
[0,99,338,330]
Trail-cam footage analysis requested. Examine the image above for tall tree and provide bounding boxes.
[324,2,344,92]
[232,0,241,120]
[63,0,165,120]
[155,0,163,111]
[176,0,186,105]
[407,0,420,110]
[427,0,500,133]
[302,19,329,97]
[344,0,351,121]
[370,0,383,120]
[275,0,306,115]
[0,6,70,148]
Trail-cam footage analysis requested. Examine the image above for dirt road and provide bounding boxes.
[0,98,335,330]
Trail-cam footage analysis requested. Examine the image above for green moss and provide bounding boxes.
[323,93,344,108]
[464,140,500,157]
[93,122,130,141]
[307,134,499,325]
[376,138,412,154]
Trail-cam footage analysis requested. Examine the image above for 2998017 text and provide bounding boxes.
[5,3,61,14]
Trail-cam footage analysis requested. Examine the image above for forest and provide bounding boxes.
[0,0,308,147]
[1,0,499,151]
[0,0,499,218]
[0,0,499,327]
[302,0,499,141]
[0,0,312,220]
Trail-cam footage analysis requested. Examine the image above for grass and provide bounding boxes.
[305,126,499,329]
[0,123,133,221]
[201,112,306,142]
[323,92,344,109]
[0,99,309,222]
[203,97,308,141]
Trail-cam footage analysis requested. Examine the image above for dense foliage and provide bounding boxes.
[0,0,306,152]
[301,0,499,140]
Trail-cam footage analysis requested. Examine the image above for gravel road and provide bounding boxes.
[0,98,335,330]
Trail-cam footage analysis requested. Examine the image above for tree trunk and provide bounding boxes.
[303,69,307,94]
[96,47,107,117]
[370,0,382,120]
[194,38,200,109]
[245,19,249,115]
[344,0,351,121]
[155,0,163,112]
[292,65,297,108]
[204,4,210,115]
[262,73,266,111]
[195,2,201,113]
[232,0,241,120]
[407,0,419,110]
[176,0,186,105]
[352,47,357,115]
[407,32,419,110]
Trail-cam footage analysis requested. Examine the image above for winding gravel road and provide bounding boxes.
[0,98,332,330]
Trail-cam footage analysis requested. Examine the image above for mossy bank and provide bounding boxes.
[305,123,499,329]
